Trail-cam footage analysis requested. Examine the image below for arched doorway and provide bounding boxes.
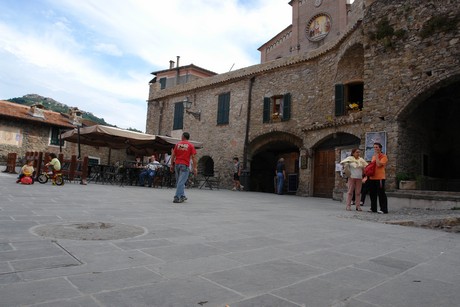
[313,133,360,198]
[249,132,301,194]
[397,76,460,191]
[198,156,214,175]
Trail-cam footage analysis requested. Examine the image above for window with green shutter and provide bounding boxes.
[263,93,291,123]
[282,93,291,121]
[217,92,230,125]
[335,83,364,116]
[173,102,184,130]
[335,84,345,116]
[263,97,271,123]
[159,77,167,90]
[49,127,64,146]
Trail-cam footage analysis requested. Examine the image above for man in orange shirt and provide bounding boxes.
[369,142,388,213]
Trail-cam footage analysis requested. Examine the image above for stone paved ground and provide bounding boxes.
[340,207,460,233]
[1,171,460,307]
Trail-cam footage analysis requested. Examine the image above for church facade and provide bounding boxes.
[146,0,460,198]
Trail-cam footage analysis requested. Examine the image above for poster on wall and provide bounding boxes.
[364,131,387,161]
[0,126,23,147]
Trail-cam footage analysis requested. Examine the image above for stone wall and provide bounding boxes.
[0,119,128,166]
[146,0,460,196]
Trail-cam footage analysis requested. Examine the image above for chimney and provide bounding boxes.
[169,60,175,69]
[69,107,83,126]
[28,104,45,119]
[176,56,180,68]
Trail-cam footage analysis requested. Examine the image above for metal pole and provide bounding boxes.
[77,126,81,159]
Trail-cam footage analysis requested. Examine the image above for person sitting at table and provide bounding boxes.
[134,156,143,168]
[138,155,161,187]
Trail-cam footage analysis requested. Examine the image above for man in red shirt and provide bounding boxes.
[170,132,197,203]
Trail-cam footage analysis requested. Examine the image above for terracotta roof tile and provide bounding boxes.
[0,100,75,128]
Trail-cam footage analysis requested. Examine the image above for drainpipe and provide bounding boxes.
[176,56,180,85]
[243,76,255,170]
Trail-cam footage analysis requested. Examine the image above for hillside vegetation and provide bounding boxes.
[8,94,111,126]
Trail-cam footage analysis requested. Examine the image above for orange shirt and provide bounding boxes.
[370,153,388,180]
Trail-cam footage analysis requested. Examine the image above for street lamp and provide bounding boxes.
[182,97,201,121]
[70,108,83,159]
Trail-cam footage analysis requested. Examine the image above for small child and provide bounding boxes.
[16,160,35,184]
[45,153,61,173]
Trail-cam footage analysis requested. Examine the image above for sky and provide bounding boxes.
[0,0,293,132]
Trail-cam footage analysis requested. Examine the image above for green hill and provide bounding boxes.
[7,94,111,126]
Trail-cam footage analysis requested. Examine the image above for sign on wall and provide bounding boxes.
[0,126,23,147]
[364,131,387,161]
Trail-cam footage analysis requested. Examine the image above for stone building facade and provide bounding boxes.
[0,100,127,166]
[146,0,460,199]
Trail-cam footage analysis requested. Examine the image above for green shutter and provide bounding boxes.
[335,84,345,116]
[217,93,230,125]
[159,77,166,89]
[173,102,184,130]
[263,97,271,123]
[282,93,291,121]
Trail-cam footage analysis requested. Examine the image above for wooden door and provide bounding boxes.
[313,149,336,198]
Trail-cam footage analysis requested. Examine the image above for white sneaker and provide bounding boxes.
[377,210,384,214]
[232,187,237,191]
[239,185,244,191]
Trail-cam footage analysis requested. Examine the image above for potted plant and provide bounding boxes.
[347,103,360,112]
[271,112,281,121]
[396,172,416,189]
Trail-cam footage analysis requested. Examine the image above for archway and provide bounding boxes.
[248,132,302,194]
[313,132,360,198]
[197,156,214,175]
[397,75,460,191]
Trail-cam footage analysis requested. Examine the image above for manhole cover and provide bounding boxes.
[31,222,146,240]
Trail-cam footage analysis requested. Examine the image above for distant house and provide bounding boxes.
[0,100,127,165]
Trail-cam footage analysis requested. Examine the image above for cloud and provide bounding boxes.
[0,0,292,131]
[93,43,123,57]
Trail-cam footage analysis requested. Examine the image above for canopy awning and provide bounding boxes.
[60,125,203,154]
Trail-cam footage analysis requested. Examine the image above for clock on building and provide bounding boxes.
[315,0,323,7]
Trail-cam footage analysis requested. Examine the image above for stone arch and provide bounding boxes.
[197,155,214,176]
[247,131,303,194]
[394,73,460,191]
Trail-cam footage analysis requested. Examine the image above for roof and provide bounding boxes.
[151,64,217,77]
[149,19,362,101]
[0,100,75,128]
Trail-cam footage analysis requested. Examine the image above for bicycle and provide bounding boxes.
[37,167,64,186]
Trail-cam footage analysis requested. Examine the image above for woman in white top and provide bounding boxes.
[340,148,368,211]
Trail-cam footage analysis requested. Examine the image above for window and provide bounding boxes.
[173,102,184,130]
[159,77,167,90]
[263,93,291,123]
[335,82,364,116]
[49,127,64,146]
[217,92,230,125]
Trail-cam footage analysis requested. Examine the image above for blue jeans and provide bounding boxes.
[277,172,284,195]
[139,169,156,186]
[174,164,189,199]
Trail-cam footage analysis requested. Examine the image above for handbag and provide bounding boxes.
[343,163,351,178]
[364,161,376,177]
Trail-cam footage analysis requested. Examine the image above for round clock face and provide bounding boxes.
[315,0,323,7]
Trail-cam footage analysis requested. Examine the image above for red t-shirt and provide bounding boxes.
[173,141,196,167]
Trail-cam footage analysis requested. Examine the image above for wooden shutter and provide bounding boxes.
[173,102,184,130]
[159,77,167,89]
[263,97,271,123]
[217,93,230,124]
[282,93,291,121]
[335,84,345,116]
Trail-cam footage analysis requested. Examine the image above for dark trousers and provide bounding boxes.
[369,179,388,213]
